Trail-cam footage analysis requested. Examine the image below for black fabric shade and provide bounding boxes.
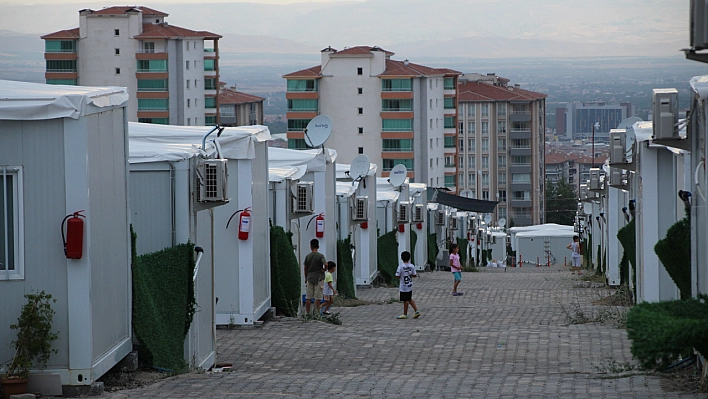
[428,189,499,213]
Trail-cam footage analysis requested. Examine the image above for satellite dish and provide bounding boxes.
[484,214,492,225]
[304,115,332,147]
[388,164,408,187]
[498,218,506,228]
[349,154,370,180]
[617,116,643,130]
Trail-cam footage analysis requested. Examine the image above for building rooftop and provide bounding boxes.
[86,6,168,16]
[283,66,322,79]
[135,23,221,39]
[219,88,265,105]
[458,80,546,102]
[328,45,395,57]
[41,28,80,40]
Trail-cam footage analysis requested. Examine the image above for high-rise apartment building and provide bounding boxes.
[457,73,547,227]
[41,6,221,126]
[283,46,460,184]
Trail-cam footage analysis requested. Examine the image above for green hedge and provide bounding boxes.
[626,295,708,370]
[617,219,636,296]
[377,230,398,285]
[427,233,439,269]
[336,237,356,299]
[654,215,691,300]
[410,229,418,263]
[455,237,468,267]
[269,226,300,317]
[132,242,196,372]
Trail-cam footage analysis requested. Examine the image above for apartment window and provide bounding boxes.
[458,122,464,136]
[468,139,475,152]
[444,136,455,148]
[481,103,489,118]
[288,139,309,150]
[186,80,191,89]
[482,190,489,200]
[46,79,77,85]
[430,139,433,149]
[287,80,318,92]
[194,42,197,50]
[137,59,167,72]
[430,159,433,168]
[481,156,489,169]
[481,173,489,187]
[459,156,464,168]
[45,40,76,53]
[204,78,216,90]
[205,97,216,109]
[498,207,507,219]
[1,167,23,280]
[498,155,507,168]
[382,139,413,152]
[429,119,433,129]
[481,138,489,152]
[459,139,464,152]
[115,68,120,75]
[511,156,531,166]
[358,147,364,154]
[138,118,168,125]
[444,156,453,167]
[468,156,475,167]
[444,77,455,90]
[513,191,531,201]
[187,99,191,108]
[220,106,235,117]
[511,138,531,149]
[382,99,412,112]
[497,121,507,134]
[115,48,120,55]
[512,173,531,183]
[444,117,455,129]
[186,60,190,70]
[143,42,155,53]
[358,127,363,134]
[288,119,311,131]
[187,118,191,126]
[114,29,120,36]
[357,67,363,75]
[444,97,455,109]
[444,175,456,187]
[138,98,169,110]
[498,138,506,151]
[468,122,475,134]
[498,172,507,185]
[204,59,215,71]
[429,80,433,90]
[468,173,476,186]
[382,119,412,132]
[467,104,476,117]
[382,159,413,171]
[430,178,434,186]
[195,79,199,88]
[205,116,216,125]
[497,103,507,117]
[358,87,363,94]
[498,190,507,202]
[430,99,433,110]
[194,98,199,107]
[358,107,363,115]
[381,79,412,91]
[287,99,318,112]
[481,121,489,136]
[46,60,76,72]
[186,42,190,51]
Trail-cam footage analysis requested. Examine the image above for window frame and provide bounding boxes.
[0,166,24,280]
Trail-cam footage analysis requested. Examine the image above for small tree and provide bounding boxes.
[544,179,577,225]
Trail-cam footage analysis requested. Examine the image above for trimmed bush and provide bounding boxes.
[617,219,636,298]
[654,215,691,300]
[410,229,417,263]
[427,233,439,269]
[336,237,356,299]
[377,230,399,285]
[626,295,708,370]
[269,226,301,317]
[455,237,468,267]
[132,243,196,372]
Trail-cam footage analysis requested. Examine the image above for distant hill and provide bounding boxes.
[0,0,689,59]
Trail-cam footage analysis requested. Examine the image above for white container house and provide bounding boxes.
[0,80,132,388]
[129,123,272,331]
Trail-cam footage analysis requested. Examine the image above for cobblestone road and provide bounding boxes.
[104,266,706,398]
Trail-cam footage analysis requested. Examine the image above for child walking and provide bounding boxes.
[566,235,583,275]
[450,244,463,296]
[395,251,420,319]
[321,261,337,315]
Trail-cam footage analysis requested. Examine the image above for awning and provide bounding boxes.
[428,189,498,213]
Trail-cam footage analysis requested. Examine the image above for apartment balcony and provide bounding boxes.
[380,151,414,160]
[380,131,414,139]
[510,182,532,191]
[45,72,78,80]
[44,52,77,61]
[381,91,413,99]
[286,92,319,100]
[510,165,532,174]
[137,111,169,119]
[509,130,531,140]
[511,200,532,208]
[204,48,216,59]
[286,111,318,120]
[509,112,531,122]
[136,91,169,99]
[381,111,414,119]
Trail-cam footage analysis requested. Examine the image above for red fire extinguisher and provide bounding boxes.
[416,223,423,230]
[361,221,368,229]
[226,207,251,240]
[315,213,325,238]
[398,224,405,233]
[62,210,85,259]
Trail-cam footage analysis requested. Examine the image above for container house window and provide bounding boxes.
[1,167,23,280]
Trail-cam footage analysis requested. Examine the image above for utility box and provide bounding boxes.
[691,0,708,50]
[589,168,602,191]
[652,89,679,140]
[609,130,627,164]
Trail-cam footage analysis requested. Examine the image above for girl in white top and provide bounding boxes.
[566,235,582,275]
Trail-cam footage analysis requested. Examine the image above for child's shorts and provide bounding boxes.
[400,291,412,302]
[453,271,462,281]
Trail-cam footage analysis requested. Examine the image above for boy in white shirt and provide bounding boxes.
[395,251,420,319]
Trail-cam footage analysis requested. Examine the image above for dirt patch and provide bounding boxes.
[99,367,173,392]
[333,296,374,307]
[659,362,708,395]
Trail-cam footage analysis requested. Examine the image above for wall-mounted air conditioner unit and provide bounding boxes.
[293,182,314,213]
[491,235,497,244]
[435,210,445,225]
[589,168,601,191]
[652,89,679,140]
[579,184,588,200]
[610,168,622,186]
[396,201,410,224]
[412,204,425,223]
[196,159,228,202]
[466,218,475,230]
[610,130,627,164]
[352,196,368,221]
[691,0,708,50]
[449,217,458,230]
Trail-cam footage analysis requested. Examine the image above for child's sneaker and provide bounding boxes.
[397,314,407,319]
[413,312,421,318]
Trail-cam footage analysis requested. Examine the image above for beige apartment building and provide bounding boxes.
[218,84,265,127]
[457,73,547,226]
[283,46,460,184]
[41,6,221,126]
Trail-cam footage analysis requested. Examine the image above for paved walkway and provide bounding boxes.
[104,266,706,398]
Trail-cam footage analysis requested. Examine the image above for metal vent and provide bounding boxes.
[412,204,425,223]
[353,196,368,221]
[197,159,228,202]
[293,182,314,213]
[397,201,410,224]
